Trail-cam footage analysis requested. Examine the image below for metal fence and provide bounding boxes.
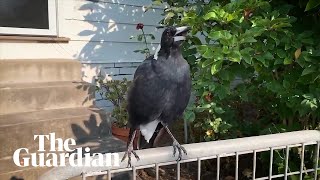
[40,130,320,180]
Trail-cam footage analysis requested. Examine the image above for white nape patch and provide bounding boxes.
[154,44,161,60]
[139,120,160,143]
[174,36,186,42]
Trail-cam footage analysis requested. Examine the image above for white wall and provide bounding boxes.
[0,0,164,81]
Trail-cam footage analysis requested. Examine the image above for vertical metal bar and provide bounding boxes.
[235,152,239,180]
[177,161,181,180]
[155,164,159,180]
[197,158,201,180]
[108,170,111,180]
[217,155,220,180]
[132,167,136,180]
[253,150,257,180]
[284,146,290,180]
[269,147,274,180]
[300,143,305,180]
[184,118,188,143]
[314,141,320,180]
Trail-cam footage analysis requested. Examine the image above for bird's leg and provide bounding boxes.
[121,129,140,167]
[162,124,187,161]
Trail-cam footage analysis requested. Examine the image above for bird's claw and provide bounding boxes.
[172,140,187,161]
[121,146,140,167]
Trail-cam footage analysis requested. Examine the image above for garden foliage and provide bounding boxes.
[95,75,132,128]
[152,0,320,177]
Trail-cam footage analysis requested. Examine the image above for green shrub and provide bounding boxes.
[154,0,320,139]
[95,75,132,128]
[153,0,320,177]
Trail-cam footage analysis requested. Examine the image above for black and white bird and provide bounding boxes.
[121,26,191,167]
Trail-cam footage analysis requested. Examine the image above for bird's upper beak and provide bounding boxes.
[174,26,190,42]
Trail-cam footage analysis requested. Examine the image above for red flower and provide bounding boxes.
[136,23,144,30]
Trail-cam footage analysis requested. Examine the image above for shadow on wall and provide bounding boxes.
[76,0,162,82]
[75,0,163,110]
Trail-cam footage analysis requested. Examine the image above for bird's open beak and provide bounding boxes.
[174,26,190,42]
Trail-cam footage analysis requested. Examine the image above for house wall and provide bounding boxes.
[0,0,164,82]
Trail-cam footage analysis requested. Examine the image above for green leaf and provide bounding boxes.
[256,56,267,67]
[301,66,316,76]
[222,46,230,54]
[203,49,214,58]
[226,13,236,22]
[198,104,211,109]
[183,111,196,122]
[137,34,143,41]
[263,52,274,60]
[203,12,217,20]
[215,84,229,99]
[209,30,232,40]
[211,61,223,75]
[241,36,257,43]
[202,59,214,68]
[276,49,286,58]
[240,48,253,64]
[197,45,208,54]
[153,0,162,6]
[149,34,155,40]
[164,12,175,23]
[300,98,318,111]
[219,69,234,81]
[284,57,292,65]
[305,0,320,11]
[214,107,225,114]
[266,81,283,93]
[242,54,252,64]
[229,51,242,63]
[274,58,283,65]
[190,37,202,45]
[301,38,314,45]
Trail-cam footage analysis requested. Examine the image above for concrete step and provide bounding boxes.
[0,137,126,180]
[0,59,82,84]
[0,107,113,158]
[0,81,94,115]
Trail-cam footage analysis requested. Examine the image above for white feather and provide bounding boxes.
[154,44,161,60]
[139,120,160,143]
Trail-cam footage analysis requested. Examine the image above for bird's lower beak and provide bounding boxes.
[174,26,190,42]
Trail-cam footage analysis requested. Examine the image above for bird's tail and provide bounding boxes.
[138,123,164,149]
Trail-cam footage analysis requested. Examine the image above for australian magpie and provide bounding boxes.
[121,26,191,167]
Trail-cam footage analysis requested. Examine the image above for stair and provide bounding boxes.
[0,59,125,180]
[0,82,94,115]
[0,59,82,84]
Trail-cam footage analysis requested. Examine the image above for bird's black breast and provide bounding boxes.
[127,58,191,128]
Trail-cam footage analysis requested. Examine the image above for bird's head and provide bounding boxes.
[160,26,190,48]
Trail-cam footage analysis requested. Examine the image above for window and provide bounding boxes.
[0,0,57,36]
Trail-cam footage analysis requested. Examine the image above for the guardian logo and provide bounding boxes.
[13,133,120,167]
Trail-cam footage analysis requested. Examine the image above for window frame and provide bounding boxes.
[0,0,58,36]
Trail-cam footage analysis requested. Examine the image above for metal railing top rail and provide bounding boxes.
[40,130,320,180]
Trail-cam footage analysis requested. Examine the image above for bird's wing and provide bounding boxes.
[128,59,172,128]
